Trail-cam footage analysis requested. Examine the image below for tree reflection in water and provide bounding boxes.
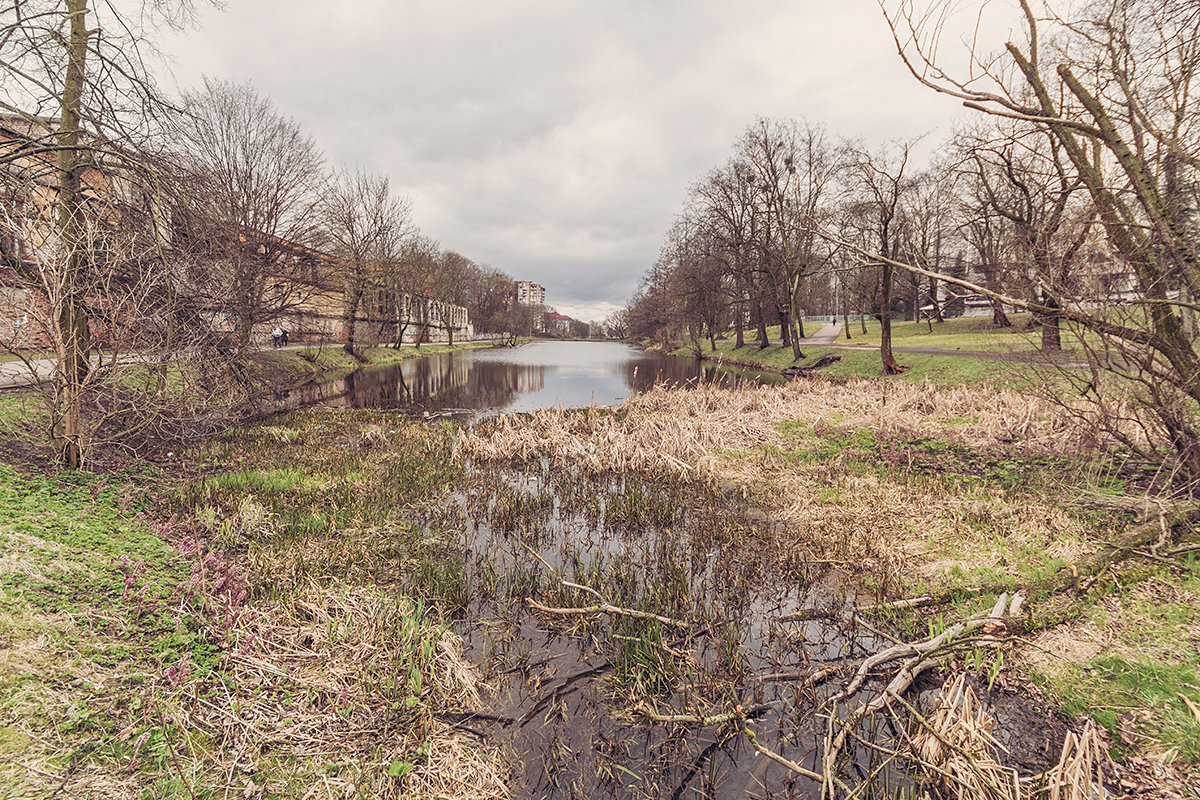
[274,341,783,416]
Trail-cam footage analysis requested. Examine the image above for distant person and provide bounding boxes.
[280,329,289,346]
[271,326,282,348]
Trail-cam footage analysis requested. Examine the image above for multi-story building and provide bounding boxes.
[514,280,545,307]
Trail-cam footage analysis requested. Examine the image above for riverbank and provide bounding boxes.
[670,319,1073,388]
[254,340,515,391]
[2,374,1195,796]
[0,338,523,467]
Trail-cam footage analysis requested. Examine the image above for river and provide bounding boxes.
[274,340,783,416]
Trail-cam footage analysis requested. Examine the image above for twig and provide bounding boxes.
[741,722,829,784]
[753,664,841,684]
[525,596,690,629]
[635,701,771,726]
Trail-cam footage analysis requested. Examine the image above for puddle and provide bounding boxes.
[413,461,911,798]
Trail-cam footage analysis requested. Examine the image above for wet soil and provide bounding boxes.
[407,459,1070,799]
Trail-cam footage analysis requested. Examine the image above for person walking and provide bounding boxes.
[272,326,282,348]
[280,329,289,347]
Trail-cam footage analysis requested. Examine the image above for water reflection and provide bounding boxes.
[275,341,783,415]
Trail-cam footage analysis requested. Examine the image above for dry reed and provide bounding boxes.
[458,378,1098,583]
[1038,720,1105,800]
[457,378,1106,479]
[911,673,1022,800]
[165,581,507,800]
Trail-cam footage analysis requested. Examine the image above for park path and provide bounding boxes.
[0,344,317,390]
[802,322,844,346]
[0,357,53,389]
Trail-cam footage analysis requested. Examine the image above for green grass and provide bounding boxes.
[0,388,47,433]
[1045,652,1200,762]
[682,336,1044,388]
[841,314,1042,350]
[674,314,1102,387]
[0,349,54,363]
[0,463,221,791]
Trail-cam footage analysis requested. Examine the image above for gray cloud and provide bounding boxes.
[153,0,1020,312]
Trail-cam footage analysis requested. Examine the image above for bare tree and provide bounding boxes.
[0,0,206,466]
[738,119,838,361]
[954,121,1095,348]
[877,0,1200,481]
[320,167,413,358]
[169,79,328,350]
[691,158,760,348]
[602,309,628,340]
[845,140,916,374]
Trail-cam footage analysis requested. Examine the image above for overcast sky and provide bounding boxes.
[153,0,1023,322]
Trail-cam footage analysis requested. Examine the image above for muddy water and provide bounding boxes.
[274,341,783,416]
[417,464,907,800]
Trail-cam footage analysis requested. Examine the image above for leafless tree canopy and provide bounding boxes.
[167,79,329,347]
[630,1,1200,488]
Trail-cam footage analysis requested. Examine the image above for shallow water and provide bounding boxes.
[418,464,904,800]
[274,341,783,416]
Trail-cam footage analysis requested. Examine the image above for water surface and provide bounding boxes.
[279,341,782,415]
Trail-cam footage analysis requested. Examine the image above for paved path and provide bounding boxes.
[803,322,844,346]
[0,344,317,390]
[0,357,54,389]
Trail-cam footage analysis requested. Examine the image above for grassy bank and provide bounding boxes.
[2,348,1197,795]
[0,339,513,465]
[0,417,506,798]
[255,339,511,388]
[679,334,1045,388]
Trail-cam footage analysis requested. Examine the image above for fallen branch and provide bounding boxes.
[753,664,842,684]
[829,593,1019,756]
[634,701,771,726]
[525,597,690,630]
[741,723,830,784]
[781,586,999,621]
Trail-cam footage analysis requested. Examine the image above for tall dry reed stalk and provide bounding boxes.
[457,378,1112,480]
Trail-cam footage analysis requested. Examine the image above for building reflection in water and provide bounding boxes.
[271,342,782,417]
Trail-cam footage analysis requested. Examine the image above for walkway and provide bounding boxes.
[803,322,844,346]
[0,357,54,390]
[0,344,316,391]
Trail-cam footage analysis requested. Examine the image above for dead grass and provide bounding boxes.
[911,673,1022,800]
[909,674,1107,800]
[458,378,1103,588]
[457,377,1110,478]
[170,581,505,800]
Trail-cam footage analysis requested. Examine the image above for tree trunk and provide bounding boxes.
[842,292,852,340]
[754,300,769,349]
[880,262,904,374]
[735,300,745,348]
[343,283,364,358]
[51,0,92,469]
[1041,288,1062,351]
[789,290,805,361]
[990,297,1012,328]
[929,275,944,322]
